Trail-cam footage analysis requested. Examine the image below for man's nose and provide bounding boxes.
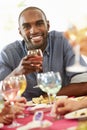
[30,26,38,34]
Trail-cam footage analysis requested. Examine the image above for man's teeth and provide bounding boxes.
[31,36,41,40]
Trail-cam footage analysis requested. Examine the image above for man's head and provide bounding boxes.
[18,6,50,50]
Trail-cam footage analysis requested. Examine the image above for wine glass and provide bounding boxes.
[0,81,4,112]
[65,33,87,72]
[37,71,62,117]
[16,75,28,117]
[27,49,43,72]
[17,74,27,97]
[1,76,21,128]
[37,73,52,105]
[28,49,43,57]
[37,71,62,104]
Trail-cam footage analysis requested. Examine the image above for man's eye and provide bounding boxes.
[23,24,30,29]
[37,21,44,26]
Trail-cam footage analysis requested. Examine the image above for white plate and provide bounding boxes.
[17,120,52,130]
[26,101,36,107]
[64,108,87,119]
[27,104,52,113]
[0,123,4,128]
[56,95,68,100]
[26,96,68,107]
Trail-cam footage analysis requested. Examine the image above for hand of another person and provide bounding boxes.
[14,97,27,104]
[0,102,14,125]
[1,102,12,115]
[51,98,82,117]
[13,97,27,115]
[0,114,14,125]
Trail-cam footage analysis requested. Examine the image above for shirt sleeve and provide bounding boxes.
[70,73,87,83]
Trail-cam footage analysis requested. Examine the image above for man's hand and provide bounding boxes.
[12,55,43,76]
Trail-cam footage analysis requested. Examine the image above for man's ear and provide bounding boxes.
[18,27,21,35]
[47,20,50,31]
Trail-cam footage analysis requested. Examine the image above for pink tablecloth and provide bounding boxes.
[1,109,78,130]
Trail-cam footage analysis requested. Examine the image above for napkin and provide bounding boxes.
[17,120,52,130]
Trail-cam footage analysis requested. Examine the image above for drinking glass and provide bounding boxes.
[28,49,43,57]
[0,81,4,112]
[66,44,87,72]
[27,49,43,72]
[16,75,28,117]
[37,71,62,104]
[1,76,21,128]
[17,74,27,97]
[37,71,62,117]
[65,33,87,72]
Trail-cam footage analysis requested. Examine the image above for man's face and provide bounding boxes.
[19,9,50,49]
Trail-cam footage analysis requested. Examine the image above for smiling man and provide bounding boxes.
[0,6,87,101]
[18,7,49,51]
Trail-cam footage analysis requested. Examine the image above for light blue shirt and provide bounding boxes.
[0,31,86,100]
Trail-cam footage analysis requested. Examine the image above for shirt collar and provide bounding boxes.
[43,36,50,56]
[20,40,28,55]
[21,39,50,56]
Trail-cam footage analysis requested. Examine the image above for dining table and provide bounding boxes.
[0,105,81,130]
[1,95,87,130]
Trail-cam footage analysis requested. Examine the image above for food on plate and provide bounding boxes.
[65,108,87,119]
[32,95,54,104]
[32,95,68,104]
[73,111,87,118]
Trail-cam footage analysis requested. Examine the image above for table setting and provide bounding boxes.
[0,71,87,130]
[0,107,78,130]
[0,95,82,130]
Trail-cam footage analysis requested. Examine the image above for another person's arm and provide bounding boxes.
[13,97,27,115]
[51,97,87,117]
[0,102,14,125]
[58,82,87,97]
[0,97,27,125]
[58,73,87,97]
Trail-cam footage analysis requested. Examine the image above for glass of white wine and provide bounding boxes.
[16,74,28,118]
[37,71,62,117]
[17,74,27,97]
[0,81,4,113]
[37,71,62,104]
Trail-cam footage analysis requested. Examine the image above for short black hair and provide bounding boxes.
[18,6,47,25]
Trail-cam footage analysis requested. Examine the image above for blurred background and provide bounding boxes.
[0,0,87,56]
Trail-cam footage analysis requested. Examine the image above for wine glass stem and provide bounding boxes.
[47,93,52,105]
[74,44,80,63]
[8,101,21,128]
[52,94,56,103]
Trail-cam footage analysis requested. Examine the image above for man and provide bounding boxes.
[0,6,87,101]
